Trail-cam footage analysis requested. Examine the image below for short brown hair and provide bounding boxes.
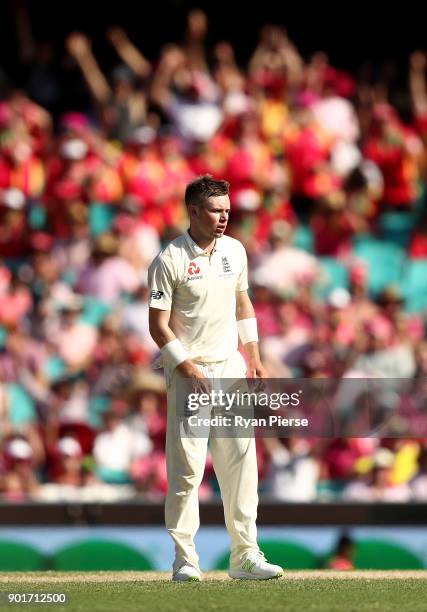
[185,175,229,208]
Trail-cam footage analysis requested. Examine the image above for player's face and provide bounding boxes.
[196,195,231,240]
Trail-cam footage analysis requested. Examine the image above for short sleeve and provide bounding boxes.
[148,255,175,310]
[236,244,249,292]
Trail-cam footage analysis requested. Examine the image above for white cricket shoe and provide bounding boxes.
[172,563,202,582]
[229,551,284,580]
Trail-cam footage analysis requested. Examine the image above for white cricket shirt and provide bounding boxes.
[148,231,248,362]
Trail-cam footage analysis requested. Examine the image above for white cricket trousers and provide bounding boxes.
[165,350,259,570]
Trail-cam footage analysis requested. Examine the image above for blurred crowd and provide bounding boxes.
[2,7,427,502]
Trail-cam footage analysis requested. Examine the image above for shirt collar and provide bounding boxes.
[184,230,224,256]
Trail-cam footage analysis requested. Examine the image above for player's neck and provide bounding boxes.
[188,228,216,254]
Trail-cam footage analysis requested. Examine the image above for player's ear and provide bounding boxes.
[188,204,199,218]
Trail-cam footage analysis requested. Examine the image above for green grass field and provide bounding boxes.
[1,572,427,612]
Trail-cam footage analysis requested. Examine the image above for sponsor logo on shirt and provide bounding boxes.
[188,262,201,275]
[150,290,164,300]
[186,261,203,281]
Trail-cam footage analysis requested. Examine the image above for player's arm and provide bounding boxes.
[236,290,267,378]
[148,307,205,379]
[148,255,207,382]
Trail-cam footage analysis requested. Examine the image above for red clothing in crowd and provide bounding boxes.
[363,124,422,207]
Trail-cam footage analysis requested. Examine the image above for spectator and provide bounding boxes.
[327,534,355,570]
[51,437,94,487]
[263,437,319,501]
[410,447,427,500]
[252,221,320,296]
[93,408,152,484]
[343,448,411,502]
[2,13,427,502]
[0,438,40,502]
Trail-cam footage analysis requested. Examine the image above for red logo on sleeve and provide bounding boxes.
[188,262,201,275]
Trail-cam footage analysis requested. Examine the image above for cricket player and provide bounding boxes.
[148,175,284,581]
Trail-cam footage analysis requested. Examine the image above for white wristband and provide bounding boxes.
[237,318,259,345]
[161,339,189,370]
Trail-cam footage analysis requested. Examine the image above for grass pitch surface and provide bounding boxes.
[1,571,427,612]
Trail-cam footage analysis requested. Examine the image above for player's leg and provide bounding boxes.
[210,433,259,564]
[212,434,283,579]
[210,352,259,565]
[165,366,209,577]
[210,352,284,579]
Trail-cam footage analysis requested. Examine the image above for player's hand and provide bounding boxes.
[247,359,268,379]
[177,360,211,394]
[247,359,267,394]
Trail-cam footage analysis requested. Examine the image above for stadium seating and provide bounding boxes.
[316,257,350,299]
[353,237,406,297]
[378,212,416,248]
[292,225,315,253]
[401,259,427,313]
